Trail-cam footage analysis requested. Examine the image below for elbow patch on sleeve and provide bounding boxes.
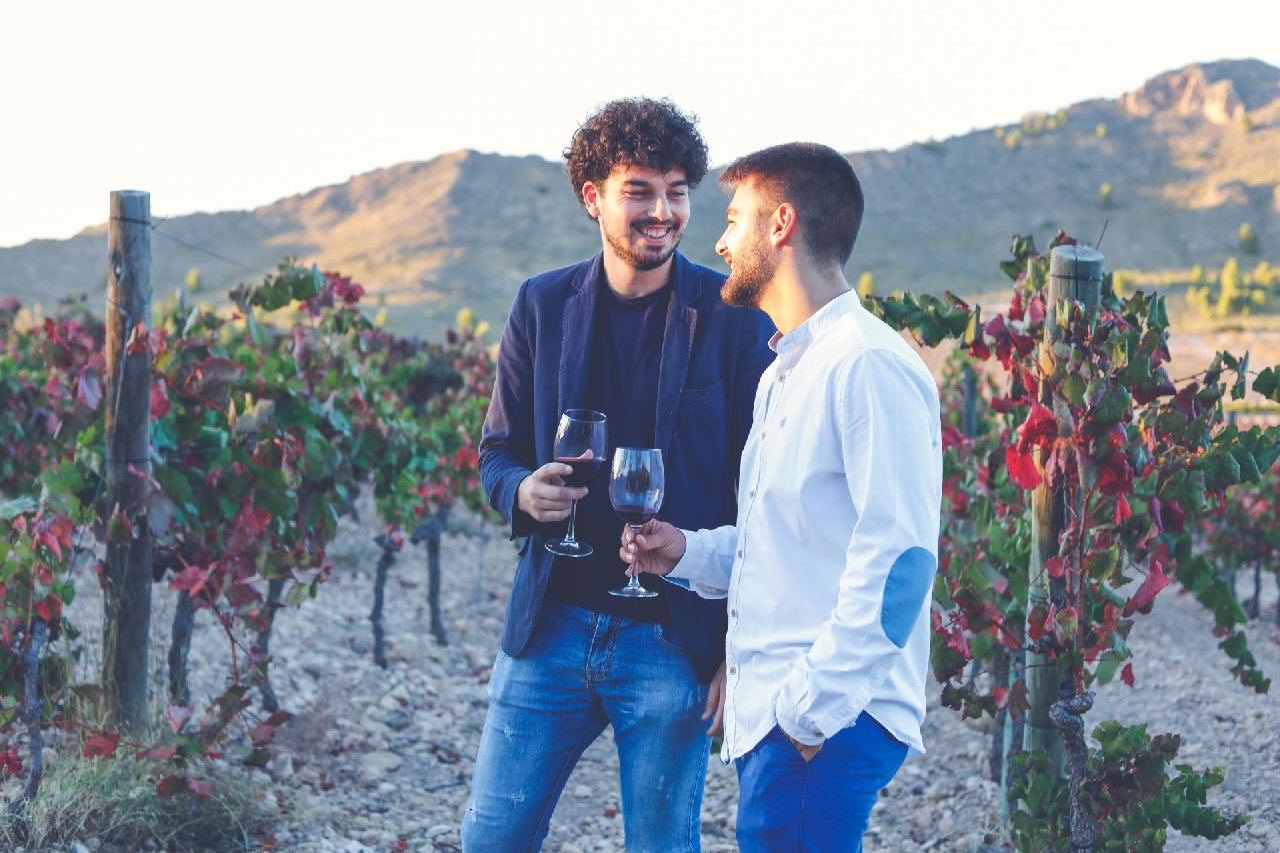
[881,547,937,648]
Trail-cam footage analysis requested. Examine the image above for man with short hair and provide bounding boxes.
[463,98,774,852]
[623,142,943,852]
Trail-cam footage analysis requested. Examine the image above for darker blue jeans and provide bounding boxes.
[736,713,908,853]
[461,604,711,852]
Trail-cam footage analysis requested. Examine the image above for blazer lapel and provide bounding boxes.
[654,255,701,456]
[557,256,600,418]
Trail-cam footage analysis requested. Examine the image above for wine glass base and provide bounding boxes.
[546,540,593,558]
[609,585,659,598]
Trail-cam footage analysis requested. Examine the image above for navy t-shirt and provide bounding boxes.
[544,278,673,622]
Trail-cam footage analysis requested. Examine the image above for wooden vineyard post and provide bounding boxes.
[103,190,154,734]
[1022,245,1102,774]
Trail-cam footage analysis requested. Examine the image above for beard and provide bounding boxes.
[602,217,683,272]
[720,232,776,309]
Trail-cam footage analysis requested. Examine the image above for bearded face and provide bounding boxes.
[589,166,690,272]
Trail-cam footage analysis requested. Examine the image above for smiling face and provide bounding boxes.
[584,166,690,272]
[716,181,777,309]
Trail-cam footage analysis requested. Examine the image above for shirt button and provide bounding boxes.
[729,666,737,675]
[761,432,766,440]
[748,490,755,498]
[779,374,787,382]
[731,609,737,617]
[736,549,743,558]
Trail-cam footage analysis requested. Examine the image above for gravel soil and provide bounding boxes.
[37,502,1280,853]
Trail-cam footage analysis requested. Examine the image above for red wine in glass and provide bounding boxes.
[613,503,659,527]
[545,409,607,558]
[609,447,664,598]
[555,456,605,488]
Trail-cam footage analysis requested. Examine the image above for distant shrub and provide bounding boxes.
[1055,108,1068,125]
[1096,123,1108,139]
[1112,270,1136,296]
[1021,112,1049,137]
[185,267,202,293]
[1004,129,1023,151]
[1099,183,1114,209]
[993,127,1006,140]
[1182,257,1274,320]
[456,307,476,332]
[1214,257,1271,317]
[1239,223,1260,255]
[1254,261,1278,290]
[856,272,876,299]
[922,137,944,154]
[1185,284,1213,316]
[1237,113,1254,134]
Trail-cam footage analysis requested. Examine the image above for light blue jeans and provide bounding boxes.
[461,604,712,852]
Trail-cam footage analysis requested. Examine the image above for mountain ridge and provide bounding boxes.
[2,59,1277,337]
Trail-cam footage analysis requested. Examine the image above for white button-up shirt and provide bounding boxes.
[668,289,942,762]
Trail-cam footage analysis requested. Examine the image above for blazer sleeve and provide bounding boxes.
[479,280,540,540]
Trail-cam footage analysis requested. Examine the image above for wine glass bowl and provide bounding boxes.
[545,409,607,557]
[609,447,664,598]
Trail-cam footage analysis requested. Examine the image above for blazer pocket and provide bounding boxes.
[672,380,729,518]
[679,378,726,408]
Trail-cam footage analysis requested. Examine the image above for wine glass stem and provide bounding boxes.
[564,500,580,544]
[628,525,644,588]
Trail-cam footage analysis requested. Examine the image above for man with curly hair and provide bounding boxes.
[463,98,774,851]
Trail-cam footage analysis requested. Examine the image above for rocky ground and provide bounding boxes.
[39,501,1280,852]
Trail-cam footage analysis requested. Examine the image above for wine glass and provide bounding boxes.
[545,409,607,557]
[609,447,664,598]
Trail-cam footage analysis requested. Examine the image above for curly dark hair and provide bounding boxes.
[564,98,709,218]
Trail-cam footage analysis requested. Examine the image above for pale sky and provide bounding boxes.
[3,0,1278,248]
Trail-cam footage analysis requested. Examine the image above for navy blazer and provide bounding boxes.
[480,251,775,683]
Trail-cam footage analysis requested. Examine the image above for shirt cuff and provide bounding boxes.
[666,528,728,598]
[774,700,828,746]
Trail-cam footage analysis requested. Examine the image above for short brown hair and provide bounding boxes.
[565,98,709,217]
[720,143,864,268]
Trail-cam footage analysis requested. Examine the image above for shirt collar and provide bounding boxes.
[769,289,863,355]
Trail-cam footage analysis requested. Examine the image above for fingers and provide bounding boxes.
[784,732,824,762]
[620,524,682,577]
[534,462,578,489]
[619,538,653,575]
[519,465,588,522]
[703,686,725,736]
[703,662,726,734]
[619,525,643,568]
[706,705,724,737]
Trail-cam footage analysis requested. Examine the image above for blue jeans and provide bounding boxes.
[462,604,712,852]
[735,713,908,853]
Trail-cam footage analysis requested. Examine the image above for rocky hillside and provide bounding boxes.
[2,59,1277,338]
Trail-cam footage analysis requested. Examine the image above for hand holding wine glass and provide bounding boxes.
[516,461,588,522]
[619,520,686,577]
[609,447,664,598]
[545,409,607,557]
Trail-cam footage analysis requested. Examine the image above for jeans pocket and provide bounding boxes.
[654,622,686,654]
